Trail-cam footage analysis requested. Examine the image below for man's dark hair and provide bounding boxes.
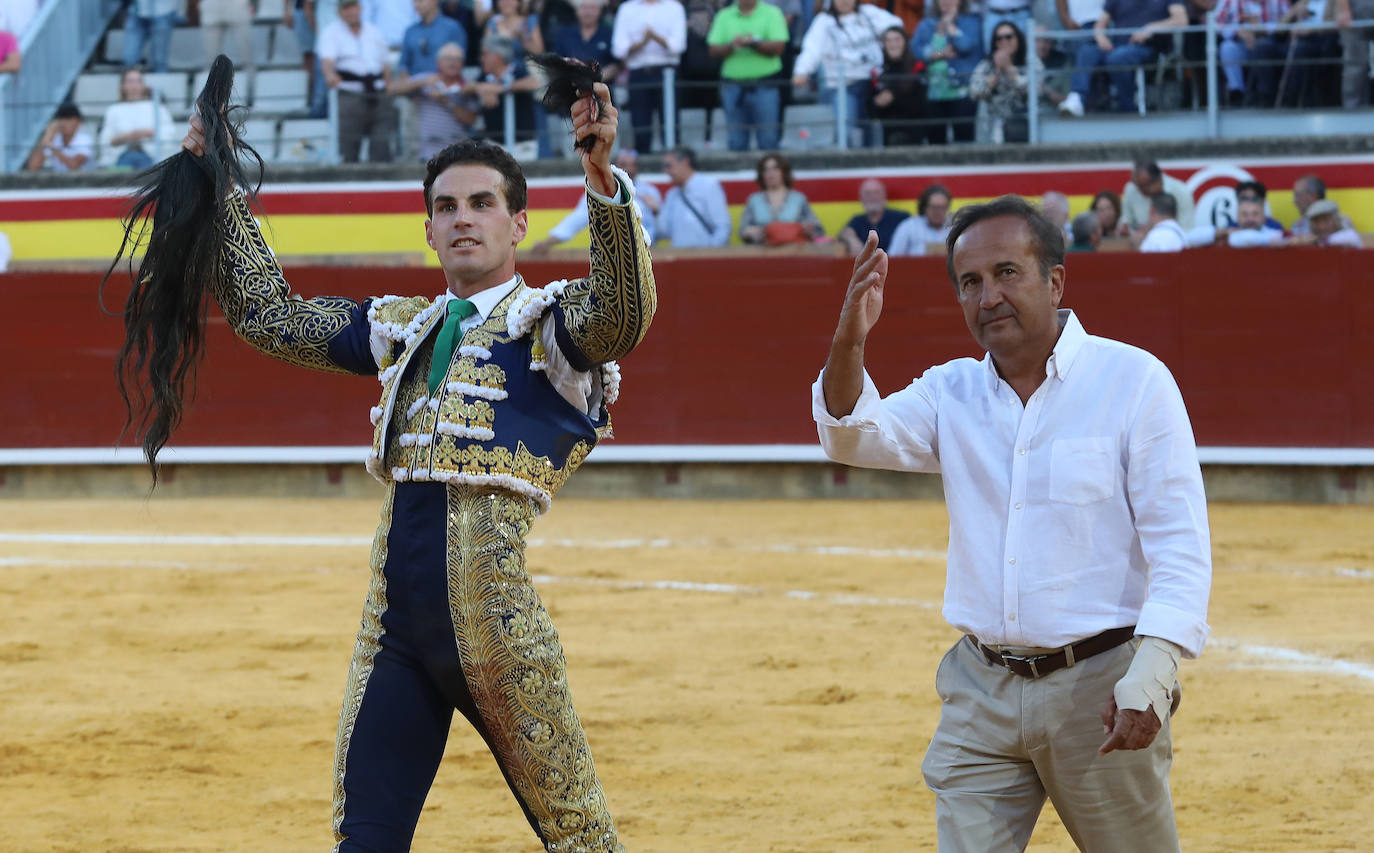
[1297,173,1326,198]
[423,138,527,217]
[1071,210,1100,245]
[944,194,1065,285]
[668,145,697,169]
[55,102,82,120]
[1133,158,1162,181]
[919,183,951,216]
[1150,192,1177,219]
[1235,179,1267,200]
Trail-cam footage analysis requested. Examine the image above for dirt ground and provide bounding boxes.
[0,497,1371,852]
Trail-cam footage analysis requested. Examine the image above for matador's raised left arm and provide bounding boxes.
[549,171,658,372]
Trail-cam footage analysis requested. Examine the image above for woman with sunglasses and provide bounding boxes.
[968,19,1029,143]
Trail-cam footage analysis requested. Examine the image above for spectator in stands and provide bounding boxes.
[1289,173,1347,236]
[657,145,733,247]
[1301,198,1363,246]
[839,177,910,253]
[440,0,486,57]
[1035,23,1072,110]
[1336,0,1374,107]
[531,150,662,253]
[709,0,790,151]
[911,0,982,144]
[485,0,545,55]
[1092,188,1121,234]
[286,0,329,117]
[1069,209,1102,250]
[1225,195,1286,246]
[1059,0,1187,115]
[613,0,687,153]
[678,0,725,147]
[1277,0,1340,107]
[1215,0,1285,106]
[889,183,952,255]
[201,0,257,96]
[552,0,620,78]
[398,0,469,78]
[403,42,481,159]
[871,26,926,145]
[472,34,539,142]
[983,0,1032,50]
[367,0,423,47]
[320,0,398,162]
[793,0,903,147]
[123,0,179,73]
[1121,158,1195,232]
[1230,179,1286,231]
[1055,0,1105,31]
[739,152,823,243]
[0,27,19,75]
[24,104,94,172]
[1139,193,1187,252]
[98,67,178,169]
[1040,190,1072,239]
[970,20,1031,142]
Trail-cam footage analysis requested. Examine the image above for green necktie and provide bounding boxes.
[427,298,477,395]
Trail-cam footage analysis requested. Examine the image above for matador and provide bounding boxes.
[184,85,653,851]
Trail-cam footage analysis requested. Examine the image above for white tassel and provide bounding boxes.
[601,360,622,405]
[406,397,430,420]
[369,406,384,425]
[427,469,552,514]
[435,422,496,441]
[445,381,508,401]
[458,345,492,360]
[416,434,432,447]
[398,433,417,448]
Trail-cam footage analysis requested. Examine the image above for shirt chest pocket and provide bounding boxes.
[1049,437,1117,506]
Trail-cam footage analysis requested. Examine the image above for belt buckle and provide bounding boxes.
[1000,652,1045,678]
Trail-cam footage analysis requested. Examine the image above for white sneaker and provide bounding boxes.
[1059,92,1085,117]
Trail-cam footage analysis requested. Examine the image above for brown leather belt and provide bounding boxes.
[974,626,1137,679]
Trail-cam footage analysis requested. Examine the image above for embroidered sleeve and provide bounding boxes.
[549,166,658,371]
[212,193,377,375]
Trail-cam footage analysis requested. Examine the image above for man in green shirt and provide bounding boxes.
[706,0,789,151]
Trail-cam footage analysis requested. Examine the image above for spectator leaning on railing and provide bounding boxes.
[123,0,179,73]
[738,152,823,244]
[1139,193,1187,252]
[404,41,481,159]
[1288,173,1353,235]
[25,104,94,172]
[870,25,926,145]
[1300,198,1362,246]
[969,19,1031,142]
[708,0,791,151]
[888,183,952,255]
[1034,24,1072,110]
[472,34,540,143]
[838,177,909,253]
[98,67,178,169]
[658,146,733,247]
[1059,0,1187,116]
[793,0,904,147]
[320,0,397,162]
[911,0,983,144]
[612,0,687,153]
[1121,158,1195,233]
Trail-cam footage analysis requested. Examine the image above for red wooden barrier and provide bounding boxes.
[7,247,1372,450]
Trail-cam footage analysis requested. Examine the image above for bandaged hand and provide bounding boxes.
[1114,636,1182,724]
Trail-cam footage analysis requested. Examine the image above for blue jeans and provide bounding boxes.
[720,80,781,151]
[1219,36,1283,97]
[1071,40,1157,112]
[822,78,872,147]
[123,11,176,72]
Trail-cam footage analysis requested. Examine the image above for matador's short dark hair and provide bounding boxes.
[944,194,1065,286]
[423,138,528,217]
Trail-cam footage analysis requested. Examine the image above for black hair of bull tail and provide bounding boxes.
[528,53,605,152]
[100,55,264,484]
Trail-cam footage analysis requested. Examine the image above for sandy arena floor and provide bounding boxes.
[0,497,1371,852]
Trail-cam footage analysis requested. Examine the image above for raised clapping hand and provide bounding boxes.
[834,231,888,348]
[1099,696,1162,754]
[572,82,619,199]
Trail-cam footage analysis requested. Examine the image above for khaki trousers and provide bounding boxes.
[921,636,1179,853]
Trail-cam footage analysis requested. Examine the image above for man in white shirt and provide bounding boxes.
[813,195,1211,852]
[1120,157,1195,232]
[24,103,94,172]
[656,145,731,247]
[531,150,662,253]
[611,0,687,153]
[889,184,953,257]
[1138,193,1187,252]
[320,0,397,162]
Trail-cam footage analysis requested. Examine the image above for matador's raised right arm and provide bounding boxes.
[549,171,658,372]
[211,192,383,376]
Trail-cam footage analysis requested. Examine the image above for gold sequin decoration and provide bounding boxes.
[331,485,396,850]
[444,486,625,853]
[215,194,359,374]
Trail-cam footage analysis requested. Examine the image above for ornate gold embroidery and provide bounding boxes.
[444,486,624,853]
[215,194,359,374]
[449,359,508,390]
[438,396,496,431]
[556,190,657,367]
[331,485,396,850]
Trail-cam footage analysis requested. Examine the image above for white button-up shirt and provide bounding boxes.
[812,310,1212,658]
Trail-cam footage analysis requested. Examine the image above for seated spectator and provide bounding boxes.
[123,0,178,73]
[739,152,823,244]
[320,0,397,163]
[531,150,662,253]
[201,0,257,95]
[1069,210,1102,250]
[1277,0,1341,107]
[1215,0,1285,106]
[472,35,540,142]
[552,0,621,78]
[1055,0,1106,31]
[0,26,19,74]
[839,177,910,253]
[1336,0,1374,107]
[970,20,1030,143]
[1225,196,1286,246]
[1228,180,1286,231]
[408,42,481,160]
[792,0,904,147]
[25,104,94,172]
[871,26,926,146]
[1139,193,1187,252]
[1040,190,1072,240]
[708,0,790,152]
[1122,157,1194,232]
[1035,24,1072,110]
[889,183,952,255]
[910,0,982,144]
[1059,0,1187,115]
[1092,188,1122,234]
[98,68,178,169]
[657,146,732,247]
[1288,173,1353,236]
[485,0,545,57]
[1302,198,1363,246]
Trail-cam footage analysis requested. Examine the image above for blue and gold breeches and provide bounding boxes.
[331,482,623,852]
